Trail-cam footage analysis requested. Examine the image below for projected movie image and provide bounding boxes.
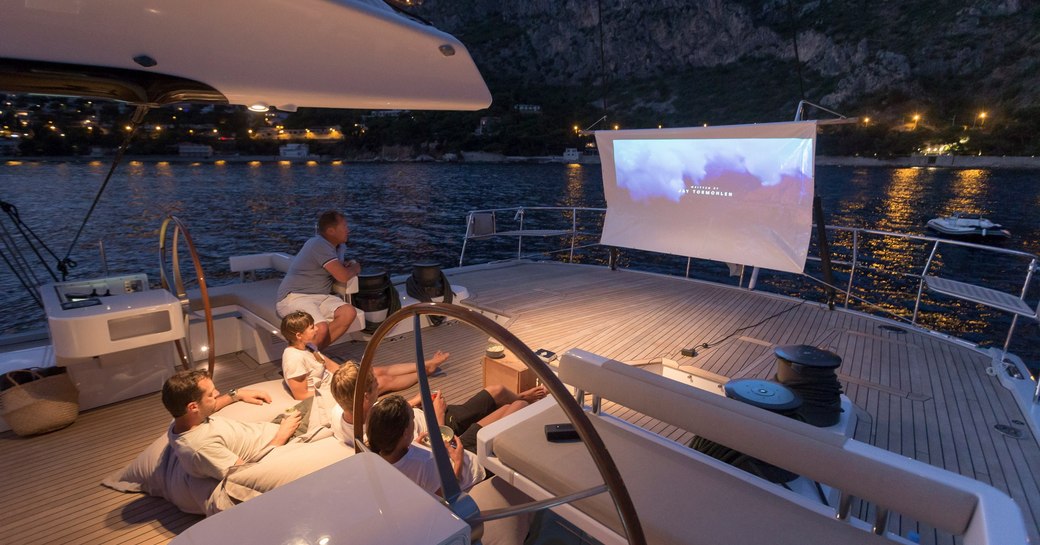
[598,124,816,274]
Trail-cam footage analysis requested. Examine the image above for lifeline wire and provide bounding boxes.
[58,104,150,280]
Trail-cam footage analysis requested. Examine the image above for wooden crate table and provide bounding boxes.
[482,350,536,393]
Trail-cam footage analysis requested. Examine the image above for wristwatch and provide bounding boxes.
[227,388,238,401]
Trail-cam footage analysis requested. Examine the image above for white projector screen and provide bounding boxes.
[596,121,817,274]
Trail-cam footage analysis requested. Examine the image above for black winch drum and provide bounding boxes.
[723,378,803,414]
[689,379,802,483]
[773,344,843,427]
[353,271,392,330]
[411,263,445,301]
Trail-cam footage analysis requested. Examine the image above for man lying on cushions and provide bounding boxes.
[163,369,302,479]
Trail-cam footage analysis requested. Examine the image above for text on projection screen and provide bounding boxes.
[596,122,816,274]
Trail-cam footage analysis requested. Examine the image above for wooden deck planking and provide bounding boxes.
[457,262,1040,542]
[2,260,1037,544]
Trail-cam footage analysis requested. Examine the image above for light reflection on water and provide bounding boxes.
[0,162,1037,364]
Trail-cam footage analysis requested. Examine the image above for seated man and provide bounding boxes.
[328,362,548,453]
[163,369,302,480]
[276,210,362,349]
[367,394,486,495]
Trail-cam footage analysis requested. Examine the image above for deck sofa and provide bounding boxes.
[476,349,1028,545]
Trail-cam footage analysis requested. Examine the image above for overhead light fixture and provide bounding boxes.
[248,103,269,112]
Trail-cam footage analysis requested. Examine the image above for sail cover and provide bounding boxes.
[596,121,817,274]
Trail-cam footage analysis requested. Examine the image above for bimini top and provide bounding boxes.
[0,0,491,111]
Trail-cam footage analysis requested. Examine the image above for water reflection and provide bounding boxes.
[0,162,1037,365]
[942,169,990,215]
[561,164,585,207]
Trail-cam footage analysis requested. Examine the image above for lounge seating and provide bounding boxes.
[187,252,365,363]
[477,349,1028,545]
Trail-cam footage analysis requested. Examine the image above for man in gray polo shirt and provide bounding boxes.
[276,210,362,349]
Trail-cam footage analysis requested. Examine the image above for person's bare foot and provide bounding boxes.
[518,385,549,403]
[425,350,450,375]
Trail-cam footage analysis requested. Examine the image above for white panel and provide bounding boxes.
[0,0,491,110]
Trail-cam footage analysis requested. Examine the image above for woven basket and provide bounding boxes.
[0,368,79,436]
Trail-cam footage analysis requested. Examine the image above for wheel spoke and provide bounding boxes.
[412,314,462,502]
[468,484,608,524]
[356,303,647,545]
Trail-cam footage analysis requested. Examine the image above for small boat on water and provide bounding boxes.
[927,213,1011,239]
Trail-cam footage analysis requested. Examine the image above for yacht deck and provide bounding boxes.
[1,260,1037,544]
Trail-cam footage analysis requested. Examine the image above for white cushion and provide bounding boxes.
[219,437,354,503]
[101,434,219,515]
[101,379,336,515]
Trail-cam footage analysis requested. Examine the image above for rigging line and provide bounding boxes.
[596,0,609,113]
[0,247,44,309]
[0,218,46,287]
[59,104,150,280]
[0,200,60,281]
[694,299,807,350]
[782,0,807,99]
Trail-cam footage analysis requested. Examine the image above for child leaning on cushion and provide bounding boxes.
[279,310,452,401]
[367,394,485,496]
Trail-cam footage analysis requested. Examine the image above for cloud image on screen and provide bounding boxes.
[614,138,812,203]
[596,123,817,274]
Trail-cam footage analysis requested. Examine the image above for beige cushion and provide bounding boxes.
[101,379,335,514]
[216,380,297,423]
[220,437,354,503]
[101,434,219,515]
[493,404,889,545]
[191,279,282,327]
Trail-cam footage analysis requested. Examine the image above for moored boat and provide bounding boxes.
[927,213,1011,239]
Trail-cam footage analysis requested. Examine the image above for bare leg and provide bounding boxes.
[484,384,548,406]
[476,400,529,428]
[374,371,420,395]
[318,305,356,349]
[379,350,450,377]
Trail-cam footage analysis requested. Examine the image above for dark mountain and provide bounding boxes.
[416,0,1039,130]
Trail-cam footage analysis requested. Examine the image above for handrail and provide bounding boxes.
[458,206,1039,375]
[459,206,606,266]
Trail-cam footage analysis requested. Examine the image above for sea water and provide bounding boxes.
[0,161,1037,363]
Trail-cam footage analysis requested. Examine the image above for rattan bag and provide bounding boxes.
[0,368,79,436]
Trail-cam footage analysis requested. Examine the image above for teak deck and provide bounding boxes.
[1,260,1036,544]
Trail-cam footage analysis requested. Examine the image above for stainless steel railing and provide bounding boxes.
[458,206,1038,358]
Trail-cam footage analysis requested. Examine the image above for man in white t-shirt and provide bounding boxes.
[276,210,362,349]
[163,369,302,480]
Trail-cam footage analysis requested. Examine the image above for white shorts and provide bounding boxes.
[276,293,348,323]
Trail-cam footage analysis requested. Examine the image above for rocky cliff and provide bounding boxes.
[416,0,1039,125]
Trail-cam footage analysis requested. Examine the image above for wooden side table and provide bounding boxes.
[482,350,536,393]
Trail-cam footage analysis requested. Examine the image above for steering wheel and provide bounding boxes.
[158,215,216,378]
[353,302,647,545]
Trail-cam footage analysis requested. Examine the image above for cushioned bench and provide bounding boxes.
[186,253,365,363]
[477,349,1027,545]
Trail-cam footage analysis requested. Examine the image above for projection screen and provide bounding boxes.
[596,121,817,274]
